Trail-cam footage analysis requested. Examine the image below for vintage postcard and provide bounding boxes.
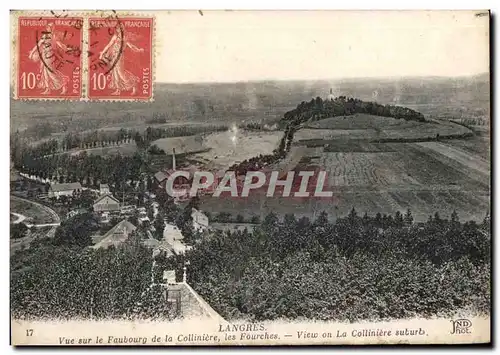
[10,10,490,346]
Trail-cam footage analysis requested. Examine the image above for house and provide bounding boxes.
[192,208,209,232]
[153,148,191,194]
[164,223,184,242]
[163,270,177,285]
[144,239,175,258]
[93,194,120,213]
[48,182,82,199]
[120,204,137,216]
[99,183,110,195]
[154,171,169,186]
[154,169,191,189]
[92,219,137,249]
[163,223,192,254]
[154,169,191,203]
[66,208,87,220]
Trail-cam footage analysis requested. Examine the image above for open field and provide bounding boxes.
[414,141,489,177]
[194,129,284,170]
[312,142,489,190]
[199,138,490,223]
[443,136,490,161]
[152,135,206,155]
[151,129,283,170]
[10,196,58,225]
[68,142,139,157]
[382,120,471,140]
[322,141,397,152]
[200,186,489,224]
[305,113,414,129]
[316,151,419,187]
[295,115,472,143]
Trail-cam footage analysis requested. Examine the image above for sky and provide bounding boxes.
[155,10,489,83]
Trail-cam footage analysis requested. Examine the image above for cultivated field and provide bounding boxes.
[11,75,490,223]
[295,114,472,143]
[316,151,419,187]
[200,136,490,223]
[443,135,490,161]
[414,141,489,178]
[305,113,410,129]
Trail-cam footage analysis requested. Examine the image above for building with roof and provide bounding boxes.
[192,208,209,232]
[153,148,192,200]
[66,208,87,220]
[92,219,137,249]
[93,194,121,213]
[163,223,192,255]
[161,272,226,321]
[143,238,175,258]
[99,183,110,195]
[154,171,169,185]
[48,182,82,199]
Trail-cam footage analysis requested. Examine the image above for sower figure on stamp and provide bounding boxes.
[99,28,144,96]
[28,23,69,95]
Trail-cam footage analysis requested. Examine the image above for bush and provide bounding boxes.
[11,223,28,239]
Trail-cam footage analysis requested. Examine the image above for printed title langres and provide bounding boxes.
[165,170,333,198]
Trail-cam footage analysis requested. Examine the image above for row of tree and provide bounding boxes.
[12,151,148,192]
[11,122,229,161]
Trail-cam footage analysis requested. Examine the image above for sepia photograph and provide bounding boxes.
[9,9,491,346]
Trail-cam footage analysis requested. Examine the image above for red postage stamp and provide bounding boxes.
[87,16,153,101]
[16,16,83,99]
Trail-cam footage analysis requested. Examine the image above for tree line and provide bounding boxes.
[187,208,490,321]
[282,96,426,125]
[11,236,175,320]
[11,123,229,160]
[12,149,152,191]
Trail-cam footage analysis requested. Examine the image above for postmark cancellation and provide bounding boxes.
[12,11,155,101]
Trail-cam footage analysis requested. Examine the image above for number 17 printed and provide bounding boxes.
[87,17,153,101]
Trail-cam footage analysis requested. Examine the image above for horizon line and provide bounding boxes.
[155,72,489,85]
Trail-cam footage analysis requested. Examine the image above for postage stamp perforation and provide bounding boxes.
[14,11,85,100]
[86,11,155,101]
[85,14,156,102]
[12,10,155,101]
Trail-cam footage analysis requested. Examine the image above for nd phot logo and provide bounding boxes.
[450,319,472,335]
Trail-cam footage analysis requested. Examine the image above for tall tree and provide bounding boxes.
[404,208,414,226]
